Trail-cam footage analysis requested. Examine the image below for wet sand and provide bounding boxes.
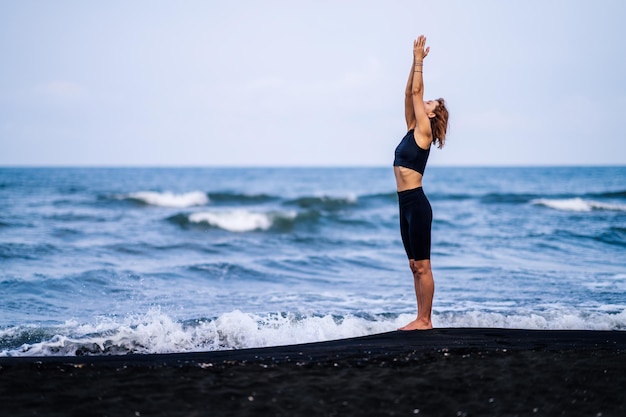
[1,328,624,416]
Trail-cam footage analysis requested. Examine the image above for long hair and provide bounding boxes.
[430,98,449,149]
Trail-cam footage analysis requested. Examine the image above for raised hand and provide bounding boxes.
[413,35,430,60]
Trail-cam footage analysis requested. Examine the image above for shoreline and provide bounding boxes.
[1,328,625,416]
[2,327,624,366]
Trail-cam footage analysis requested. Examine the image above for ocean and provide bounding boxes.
[0,166,624,356]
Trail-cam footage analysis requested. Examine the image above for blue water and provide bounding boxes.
[1,166,625,356]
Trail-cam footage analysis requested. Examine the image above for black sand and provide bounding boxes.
[1,328,625,416]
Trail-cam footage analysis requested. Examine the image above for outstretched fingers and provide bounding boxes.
[413,35,430,60]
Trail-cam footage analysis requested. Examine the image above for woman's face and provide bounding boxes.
[424,100,439,117]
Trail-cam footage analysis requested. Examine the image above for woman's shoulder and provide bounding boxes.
[413,129,432,150]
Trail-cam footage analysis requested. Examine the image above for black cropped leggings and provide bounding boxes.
[398,187,432,261]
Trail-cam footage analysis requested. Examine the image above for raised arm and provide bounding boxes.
[411,35,432,146]
[404,58,416,130]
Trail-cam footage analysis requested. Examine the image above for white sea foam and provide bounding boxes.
[433,309,626,330]
[531,197,626,212]
[125,191,209,208]
[2,308,625,357]
[188,210,296,232]
[0,309,397,357]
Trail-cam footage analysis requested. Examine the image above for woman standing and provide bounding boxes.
[393,35,449,330]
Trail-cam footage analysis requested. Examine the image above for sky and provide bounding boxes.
[1,0,625,167]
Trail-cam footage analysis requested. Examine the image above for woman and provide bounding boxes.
[393,35,449,330]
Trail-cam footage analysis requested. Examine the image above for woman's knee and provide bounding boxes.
[410,259,431,276]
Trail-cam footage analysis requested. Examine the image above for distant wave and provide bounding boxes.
[429,193,476,201]
[118,191,209,208]
[559,226,626,248]
[597,227,626,247]
[589,190,626,199]
[2,308,624,357]
[46,212,109,223]
[185,209,298,232]
[0,242,60,260]
[531,198,626,212]
[362,191,398,201]
[481,193,539,204]
[207,192,278,204]
[186,262,269,281]
[284,194,358,211]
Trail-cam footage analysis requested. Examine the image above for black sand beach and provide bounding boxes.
[1,328,625,416]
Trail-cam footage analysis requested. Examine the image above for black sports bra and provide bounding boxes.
[393,129,430,175]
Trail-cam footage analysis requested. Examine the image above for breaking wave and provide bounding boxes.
[118,191,209,208]
[531,198,626,212]
[187,210,298,232]
[2,308,624,357]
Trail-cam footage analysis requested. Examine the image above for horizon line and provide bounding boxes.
[1,163,625,170]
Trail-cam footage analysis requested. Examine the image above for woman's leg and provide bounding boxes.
[397,188,433,330]
[399,259,434,330]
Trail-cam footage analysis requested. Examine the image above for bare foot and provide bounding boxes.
[398,318,433,331]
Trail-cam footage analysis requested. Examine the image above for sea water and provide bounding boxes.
[0,167,624,356]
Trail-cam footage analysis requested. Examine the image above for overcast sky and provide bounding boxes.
[1,0,625,167]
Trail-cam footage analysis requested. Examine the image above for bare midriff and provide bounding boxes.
[394,166,423,192]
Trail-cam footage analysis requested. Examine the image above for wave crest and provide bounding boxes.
[531,198,626,212]
[188,210,297,232]
[120,191,209,208]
